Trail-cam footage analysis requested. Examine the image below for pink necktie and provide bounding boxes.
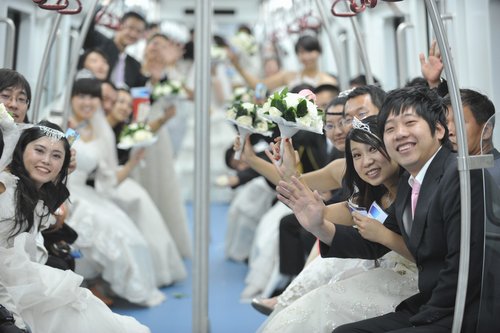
[112,53,126,87]
[411,180,420,219]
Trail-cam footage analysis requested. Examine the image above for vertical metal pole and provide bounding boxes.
[31,14,63,123]
[314,0,349,91]
[0,18,16,69]
[60,0,99,130]
[424,1,470,332]
[193,0,211,332]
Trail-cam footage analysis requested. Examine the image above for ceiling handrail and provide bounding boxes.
[38,0,69,11]
[94,3,121,30]
[58,0,82,15]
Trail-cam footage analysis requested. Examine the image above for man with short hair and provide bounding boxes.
[281,86,485,332]
[84,11,148,88]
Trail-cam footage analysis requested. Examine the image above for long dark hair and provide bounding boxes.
[7,120,71,238]
[344,115,392,209]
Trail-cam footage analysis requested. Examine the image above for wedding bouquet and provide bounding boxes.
[211,45,228,63]
[226,101,274,134]
[261,87,324,133]
[151,79,188,101]
[117,122,157,149]
[226,101,274,159]
[230,31,258,56]
[230,86,255,104]
[260,88,324,164]
[0,103,14,126]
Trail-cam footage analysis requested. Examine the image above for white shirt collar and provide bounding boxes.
[408,146,442,189]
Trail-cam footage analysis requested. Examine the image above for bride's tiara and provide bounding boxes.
[38,125,65,140]
[351,117,372,134]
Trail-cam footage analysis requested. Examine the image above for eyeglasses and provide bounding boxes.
[0,92,29,106]
[324,118,351,131]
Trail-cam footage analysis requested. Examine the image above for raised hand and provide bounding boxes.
[419,39,443,88]
[276,176,326,233]
[265,137,299,181]
[233,134,256,162]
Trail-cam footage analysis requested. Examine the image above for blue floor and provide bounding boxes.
[113,202,266,333]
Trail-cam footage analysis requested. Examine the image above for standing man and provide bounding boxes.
[84,11,148,88]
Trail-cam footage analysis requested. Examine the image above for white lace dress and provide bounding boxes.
[0,172,150,333]
[258,252,418,333]
[67,139,165,306]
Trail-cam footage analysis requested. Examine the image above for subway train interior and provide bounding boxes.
[0,0,499,332]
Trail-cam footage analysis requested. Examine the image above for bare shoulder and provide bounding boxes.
[326,158,346,180]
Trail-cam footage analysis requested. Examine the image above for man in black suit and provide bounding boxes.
[279,86,485,332]
[84,11,148,88]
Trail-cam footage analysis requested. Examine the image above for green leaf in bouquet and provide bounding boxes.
[271,98,287,113]
[235,103,248,118]
[283,107,296,122]
[296,99,308,118]
[279,87,288,97]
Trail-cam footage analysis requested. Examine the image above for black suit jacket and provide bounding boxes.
[320,146,485,331]
[84,27,148,88]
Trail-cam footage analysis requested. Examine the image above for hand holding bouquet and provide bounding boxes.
[226,101,274,160]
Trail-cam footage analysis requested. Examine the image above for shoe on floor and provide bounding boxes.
[251,297,274,316]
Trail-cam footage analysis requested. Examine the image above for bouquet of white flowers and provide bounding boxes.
[151,79,188,101]
[226,101,274,159]
[260,88,324,163]
[211,45,228,63]
[230,31,258,56]
[0,103,14,126]
[229,86,255,104]
[117,122,157,149]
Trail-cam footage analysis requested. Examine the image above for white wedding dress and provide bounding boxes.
[0,172,150,333]
[112,177,187,285]
[67,139,165,306]
[242,201,292,299]
[225,176,276,262]
[132,97,193,258]
[258,252,418,333]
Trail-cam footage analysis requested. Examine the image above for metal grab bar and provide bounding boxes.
[60,0,99,130]
[0,18,16,69]
[193,0,211,331]
[38,0,69,10]
[314,0,350,91]
[423,1,470,332]
[58,0,82,15]
[396,21,414,87]
[31,14,63,123]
